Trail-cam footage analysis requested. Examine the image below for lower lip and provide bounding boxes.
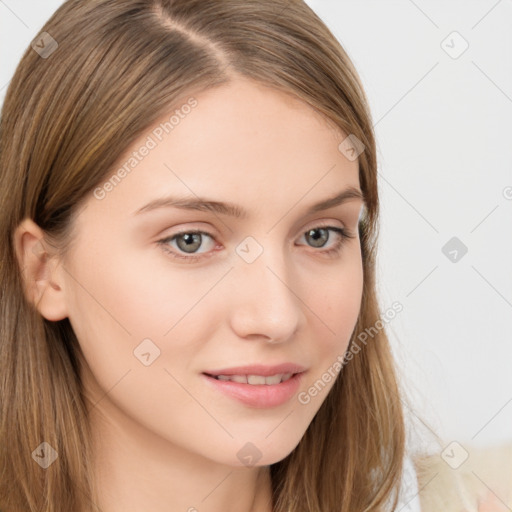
[202,372,305,408]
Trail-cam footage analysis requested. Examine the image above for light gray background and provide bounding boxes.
[1,1,511,453]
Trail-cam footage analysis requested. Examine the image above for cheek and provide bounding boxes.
[63,238,223,393]
[64,234,203,339]
[313,252,364,349]
[295,259,363,410]
[63,246,214,447]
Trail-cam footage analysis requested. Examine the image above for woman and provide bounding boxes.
[0,0,494,511]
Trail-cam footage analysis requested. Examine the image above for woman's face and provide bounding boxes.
[56,77,365,466]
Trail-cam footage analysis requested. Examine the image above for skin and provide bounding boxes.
[476,492,510,512]
[15,77,365,512]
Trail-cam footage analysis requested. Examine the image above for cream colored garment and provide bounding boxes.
[413,442,512,512]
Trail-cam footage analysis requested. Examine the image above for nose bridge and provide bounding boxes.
[229,239,302,341]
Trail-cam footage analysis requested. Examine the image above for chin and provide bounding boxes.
[219,434,304,469]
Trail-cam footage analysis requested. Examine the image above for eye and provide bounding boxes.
[157,224,356,263]
[158,230,217,261]
[297,225,355,257]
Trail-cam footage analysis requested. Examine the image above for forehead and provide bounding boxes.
[84,77,362,222]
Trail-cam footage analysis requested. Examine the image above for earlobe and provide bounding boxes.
[13,218,69,321]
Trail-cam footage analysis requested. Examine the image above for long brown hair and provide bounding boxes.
[0,1,410,510]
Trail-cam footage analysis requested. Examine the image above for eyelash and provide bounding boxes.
[157,223,356,263]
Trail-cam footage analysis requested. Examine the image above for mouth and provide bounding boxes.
[201,367,306,408]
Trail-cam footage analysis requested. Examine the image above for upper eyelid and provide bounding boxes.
[161,222,351,247]
[162,217,349,237]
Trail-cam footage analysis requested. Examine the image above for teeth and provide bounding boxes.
[213,373,294,385]
[261,374,281,385]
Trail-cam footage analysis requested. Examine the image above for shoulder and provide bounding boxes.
[412,442,512,512]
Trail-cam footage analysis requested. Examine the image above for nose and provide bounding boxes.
[228,246,304,344]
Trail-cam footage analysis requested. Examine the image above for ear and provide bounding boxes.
[13,218,69,321]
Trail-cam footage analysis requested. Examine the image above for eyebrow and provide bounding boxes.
[133,186,365,218]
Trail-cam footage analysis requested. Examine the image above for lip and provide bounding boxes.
[204,363,307,377]
[202,363,307,408]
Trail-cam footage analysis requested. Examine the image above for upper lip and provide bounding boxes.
[204,363,307,377]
